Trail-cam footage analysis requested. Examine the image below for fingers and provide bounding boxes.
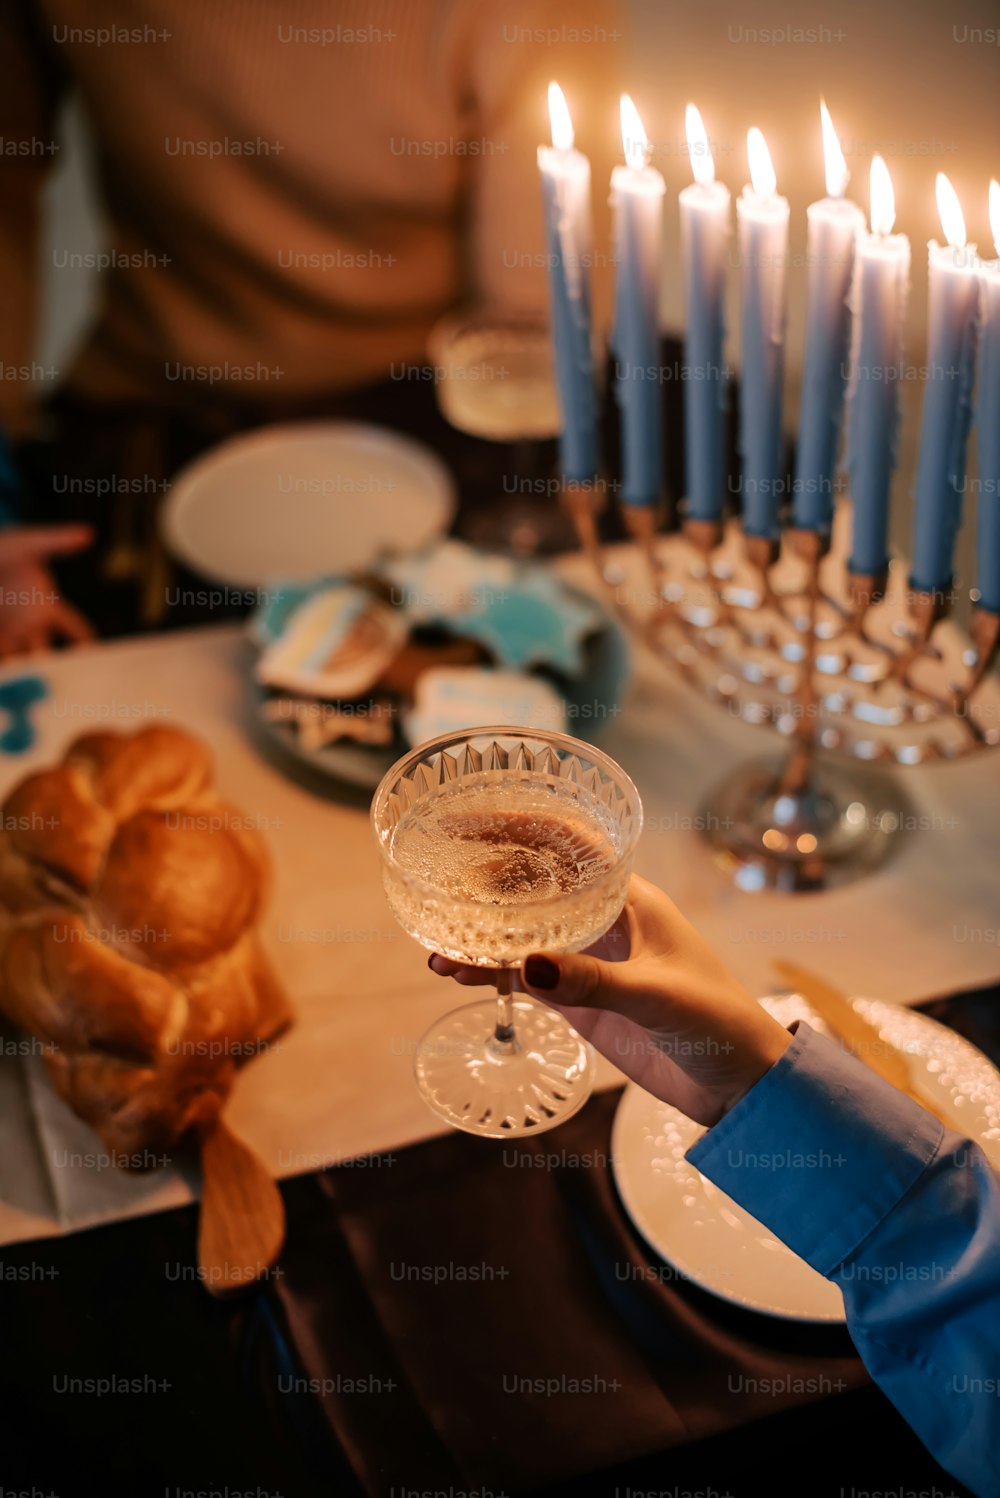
[0,603,95,658]
[0,631,45,658]
[0,525,94,563]
[428,955,460,976]
[427,955,501,987]
[50,599,94,645]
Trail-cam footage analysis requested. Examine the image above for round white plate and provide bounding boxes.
[161,421,456,587]
[611,994,1000,1324]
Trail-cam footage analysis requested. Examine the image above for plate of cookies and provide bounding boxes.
[250,539,630,788]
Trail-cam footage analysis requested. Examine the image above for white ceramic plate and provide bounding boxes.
[611,994,1000,1324]
[161,422,456,587]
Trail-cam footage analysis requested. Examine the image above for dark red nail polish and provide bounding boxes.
[524,955,559,990]
[428,953,441,971]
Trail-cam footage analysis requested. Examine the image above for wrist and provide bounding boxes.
[721,1018,794,1117]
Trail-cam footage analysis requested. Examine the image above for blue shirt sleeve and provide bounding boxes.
[687,1022,1000,1498]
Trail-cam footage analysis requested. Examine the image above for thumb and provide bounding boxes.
[522,951,618,1010]
[1,525,94,563]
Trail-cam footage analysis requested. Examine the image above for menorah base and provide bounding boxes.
[700,752,913,892]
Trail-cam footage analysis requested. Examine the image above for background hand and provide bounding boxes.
[430,874,793,1126]
[0,526,95,657]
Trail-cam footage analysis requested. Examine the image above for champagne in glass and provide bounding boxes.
[371,727,643,1137]
[428,308,582,555]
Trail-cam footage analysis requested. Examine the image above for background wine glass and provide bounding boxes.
[428,307,585,556]
[371,725,643,1137]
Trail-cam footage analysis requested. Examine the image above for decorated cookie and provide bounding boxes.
[453,573,603,676]
[403,667,567,747]
[379,540,603,676]
[249,575,347,647]
[378,540,514,624]
[256,584,407,699]
[262,695,395,750]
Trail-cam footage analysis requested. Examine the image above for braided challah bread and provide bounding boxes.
[0,725,292,1160]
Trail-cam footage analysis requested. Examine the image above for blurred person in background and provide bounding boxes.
[0,0,621,649]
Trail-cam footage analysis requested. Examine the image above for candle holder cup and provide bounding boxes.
[564,491,1000,891]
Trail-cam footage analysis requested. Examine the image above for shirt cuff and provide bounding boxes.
[686,1022,945,1277]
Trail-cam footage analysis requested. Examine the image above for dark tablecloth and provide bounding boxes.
[4,981,996,1498]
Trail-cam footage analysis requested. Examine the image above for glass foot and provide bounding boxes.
[414,998,593,1138]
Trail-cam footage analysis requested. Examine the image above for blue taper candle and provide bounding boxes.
[537,83,597,483]
[910,176,980,597]
[793,103,864,533]
[737,128,790,540]
[975,182,1000,613]
[679,104,730,525]
[611,95,665,508]
[845,155,911,577]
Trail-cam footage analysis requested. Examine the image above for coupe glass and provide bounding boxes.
[428,307,583,555]
[371,726,643,1137]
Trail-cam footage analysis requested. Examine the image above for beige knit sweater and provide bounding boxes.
[0,0,623,434]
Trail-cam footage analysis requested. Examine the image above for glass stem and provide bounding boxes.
[491,968,518,1056]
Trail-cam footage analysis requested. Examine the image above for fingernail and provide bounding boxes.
[428,954,445,974]
[524,955,559,990]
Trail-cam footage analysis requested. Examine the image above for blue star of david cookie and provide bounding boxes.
[455,572,602,676]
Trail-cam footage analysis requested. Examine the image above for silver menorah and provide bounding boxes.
[564,490,1000,891]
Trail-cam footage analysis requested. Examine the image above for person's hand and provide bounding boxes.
[0,526,95,657]
[429,874,793,1127]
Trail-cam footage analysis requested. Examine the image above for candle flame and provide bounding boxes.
[820,100,849,199]
[548,81,574,152]
[869,155,895,237]
[685,102,715,186]
[747,127,776,197]
[620,94,649,172]
[990,178,1000,260]
[936,173,967,251]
